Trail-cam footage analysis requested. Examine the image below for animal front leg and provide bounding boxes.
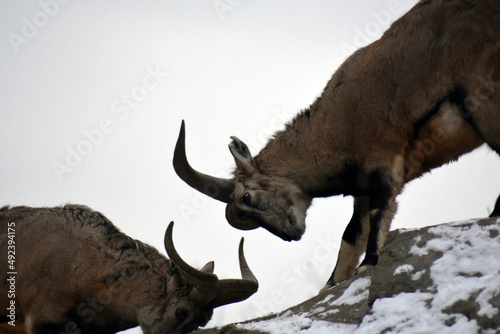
[357,168,399,273]
[321,196,370,292]
[357,197,396,274]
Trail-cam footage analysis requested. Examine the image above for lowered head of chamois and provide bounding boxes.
[0,205,258,334]
[174,121,312,242]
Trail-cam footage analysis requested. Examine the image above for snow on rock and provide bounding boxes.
[413,221,500,320]
[236,314,357,334]
[329,277,371,307]
[195,217,500,334]
[394,264,415,275]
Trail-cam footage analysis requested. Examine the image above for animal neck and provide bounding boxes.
[254,100,356,198]
[82,245,171,333]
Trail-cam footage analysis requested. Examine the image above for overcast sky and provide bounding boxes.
[1,1,499,332]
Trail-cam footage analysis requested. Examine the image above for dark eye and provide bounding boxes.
[242,192,251,206]
[175,308,188,322]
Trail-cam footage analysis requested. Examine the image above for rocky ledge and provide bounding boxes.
[196,217,500,334]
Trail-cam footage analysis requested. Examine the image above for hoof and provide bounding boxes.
[356,264,374,275]
[319,281,335,294]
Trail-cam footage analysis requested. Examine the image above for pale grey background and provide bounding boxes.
[1,1,499,332]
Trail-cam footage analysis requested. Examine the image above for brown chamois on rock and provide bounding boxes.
[0,205,258,334]
[173,0,500,291]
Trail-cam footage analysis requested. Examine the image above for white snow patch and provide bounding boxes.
[411,270,426,281]
[409,235,428,256]
[320,308,340,317]
[394,264,415,275]
[237,314,356,334]
[394,227,422,234]
[356,292,480,334]
[330,277,371,306]
[394,264,426,280]
[279,310,293,318]
[319,293,335,304]
[310,306,325,315]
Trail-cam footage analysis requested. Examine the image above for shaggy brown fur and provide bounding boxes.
[0,205,257,334]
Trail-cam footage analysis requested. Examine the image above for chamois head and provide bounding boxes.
[173,121,311,241]
[153,222,258,334]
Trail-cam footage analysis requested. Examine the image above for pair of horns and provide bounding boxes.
[164,222,258,308]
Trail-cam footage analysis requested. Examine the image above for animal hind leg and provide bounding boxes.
[321,196,370,292]
[466,95,500,217]
[463,80,500,154]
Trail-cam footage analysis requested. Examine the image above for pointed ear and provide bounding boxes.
[200,261,215,273]
[229,136,256,174]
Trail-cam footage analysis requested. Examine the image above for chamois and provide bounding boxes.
[173,0,500,290]
[0,205,258,334]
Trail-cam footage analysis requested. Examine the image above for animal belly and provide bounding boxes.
[404,101,484,182]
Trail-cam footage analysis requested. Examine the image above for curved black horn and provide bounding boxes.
[173,120,235,203]
[164,222,219,306]
[211,237,259,308]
